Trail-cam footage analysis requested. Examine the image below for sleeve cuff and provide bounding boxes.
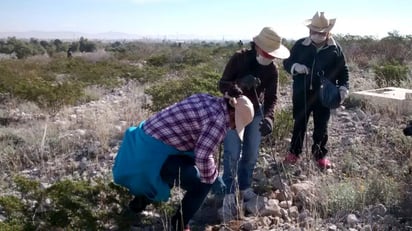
[291,63,297,75]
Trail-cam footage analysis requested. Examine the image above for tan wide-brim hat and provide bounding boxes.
[233,96,254,141]
[305,11,336,33]
[253,27,290,59]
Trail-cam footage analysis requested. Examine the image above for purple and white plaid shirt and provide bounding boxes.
[143,94,230,184]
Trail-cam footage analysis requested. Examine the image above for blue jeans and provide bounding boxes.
[222,110,262,193]
[160,155,212,229]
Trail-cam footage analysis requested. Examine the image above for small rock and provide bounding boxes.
[328,224,337,231]
[346,213,358,227]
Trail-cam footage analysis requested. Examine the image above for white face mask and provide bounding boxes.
[256,54,273,66]
[310,34,327,44]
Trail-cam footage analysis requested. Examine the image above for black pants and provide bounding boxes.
[130,155,212,230]
[290,90,330,160]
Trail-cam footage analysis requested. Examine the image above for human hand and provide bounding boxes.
[211,176,226,195]
[238,74,261,90]
[259,117,273,137]
[292,63,309,75]
[339,86,349,104]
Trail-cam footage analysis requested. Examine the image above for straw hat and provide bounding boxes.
[305,12,336,33]
[253,27,290,59]
[233,96,254,141]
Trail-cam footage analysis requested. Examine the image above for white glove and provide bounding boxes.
[292,63,309,75]
[339,86,349,104]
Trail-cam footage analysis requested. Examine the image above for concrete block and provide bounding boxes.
[352,87,412,115]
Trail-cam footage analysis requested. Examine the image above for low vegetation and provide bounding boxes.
[0,32,412,230]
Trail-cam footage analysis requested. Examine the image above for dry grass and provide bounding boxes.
[0,81,149,184]
[1,39,412,229]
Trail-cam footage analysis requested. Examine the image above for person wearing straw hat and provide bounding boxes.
[112,86,254,231]
[217,27,290,221]
[283,11,349,169]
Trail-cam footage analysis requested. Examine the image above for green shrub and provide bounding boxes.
[0,176,133,230]
[144,70,221,112]
[321,174,402,217]
[278,68,291,87]
[271,107,293,141]
[181,48,210,66]
[364,174,401,206]
[373,63,409,88]
[126,66,167,84]
[147,54,169,66]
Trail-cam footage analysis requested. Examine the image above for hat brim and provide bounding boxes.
[253,37,290,59]
[234,96,254,141]
[304,18,336,32]
[267,44,290,59]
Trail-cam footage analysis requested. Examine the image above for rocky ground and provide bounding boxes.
[1,79,411,230]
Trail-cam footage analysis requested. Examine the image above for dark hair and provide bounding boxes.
[225,84,243,109]
[250,41,256,50]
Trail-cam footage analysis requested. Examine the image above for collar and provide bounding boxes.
[301,36,337,47]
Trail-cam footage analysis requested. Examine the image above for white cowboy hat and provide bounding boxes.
[305,12,336,33]
[253,27,290,59]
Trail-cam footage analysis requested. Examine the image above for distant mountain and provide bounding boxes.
[0,31,244,42]
[0,31,143,41]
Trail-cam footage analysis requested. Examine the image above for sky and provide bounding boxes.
[1,0,412,41]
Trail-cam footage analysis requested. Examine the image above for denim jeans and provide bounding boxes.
[160,155,212,229]
[222,109,262,193]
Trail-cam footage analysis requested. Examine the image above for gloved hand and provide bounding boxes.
[259,117,273,137]
[237,74,261,90]
[211,176,226,195]
[403,120,412,136]
[339,86,349,104]
[292,63,309,75]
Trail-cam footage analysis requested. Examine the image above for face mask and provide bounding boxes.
[310,34,327,44]
[256,54,273,66]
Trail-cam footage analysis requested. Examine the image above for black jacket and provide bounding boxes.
[218,44,278,120]
[283,37,349,93]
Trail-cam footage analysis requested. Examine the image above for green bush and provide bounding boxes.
[373,63,409,88]
[271,107,293,141]
[126,66,167,84]
[0,176,133,231]
[144,70,221,112]
[321,174,402,217]
[0,56,136,110]
[278,68,291,87]
[147,54,169,66]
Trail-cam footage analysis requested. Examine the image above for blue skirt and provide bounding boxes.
[112,121,194,202]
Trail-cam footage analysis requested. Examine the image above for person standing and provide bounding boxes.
[283,11,349,169]
[218,27,290,220]
[112,87,254,231]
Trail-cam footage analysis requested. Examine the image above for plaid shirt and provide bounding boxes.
[143,94,229,184]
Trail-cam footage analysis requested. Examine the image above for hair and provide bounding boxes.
[250,41,256,50]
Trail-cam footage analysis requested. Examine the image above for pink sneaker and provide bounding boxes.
[284,152,300,165]
[317,158,332,169]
